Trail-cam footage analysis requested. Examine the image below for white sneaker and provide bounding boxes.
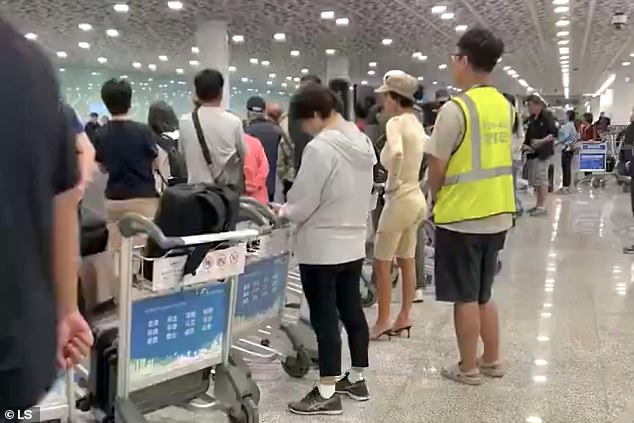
[413,289,424,303]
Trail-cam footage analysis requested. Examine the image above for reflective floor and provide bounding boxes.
[149,184,634,422]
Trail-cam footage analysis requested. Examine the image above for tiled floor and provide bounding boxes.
[147,185,634,422]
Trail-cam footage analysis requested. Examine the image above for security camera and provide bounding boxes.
[612,12,628,30]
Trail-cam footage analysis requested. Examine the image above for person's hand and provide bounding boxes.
[56,310,93,369]
[269,202,283,215]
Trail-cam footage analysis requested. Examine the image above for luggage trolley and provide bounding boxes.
[29,371,76,422]
[577,141,609,188]
[107,210,268,423]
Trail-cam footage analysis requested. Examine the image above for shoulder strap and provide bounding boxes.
[192,110,213,166]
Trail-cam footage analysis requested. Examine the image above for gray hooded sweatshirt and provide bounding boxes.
[280,116,377,265]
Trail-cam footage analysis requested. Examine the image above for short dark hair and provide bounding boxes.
[583,112,593,123]
[567,110,576,122]
[194,69,224,102]
[90,112,98,118]
[101,78,132,115]
[457,27,504,73]
[300,74,322,85]
[387,91,414,108]
[526,94,543,105]
[290,84,339,120]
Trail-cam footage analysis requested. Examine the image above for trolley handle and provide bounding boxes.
[240,196,279,225]
[118,213,185,250]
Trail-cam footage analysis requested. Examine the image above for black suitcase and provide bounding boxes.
[82,318,213,420]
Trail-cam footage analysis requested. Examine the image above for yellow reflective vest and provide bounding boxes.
[433,86,516,224]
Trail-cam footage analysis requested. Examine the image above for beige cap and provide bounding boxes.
[375,71,418,101]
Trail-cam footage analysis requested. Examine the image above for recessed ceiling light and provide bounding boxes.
[369,62,377,67]
[559,47,570,54]
[261,60,270,66]
[431,5,447,14]
[440,12,455,20]
[558,39,569,45]
[189,60,199,66]
[533,375,547,383]
[78,23,93,31]
[78,41,90,49]
[512,74,519,79]
[438,64,448,70]
[228,65,237,72]
[552,0,568,4]
[418,55,428,61]
[59,68,66,72]
[433,81,438,85]
[368,70,376,75]
[320,11,335,20]
[526,416,543,423]
[560,55,569,60]
[412,52,422,59]
[106,28,120,37]
[555,19,570,27]
[191,46,199,54]
[281,82,288,88]
[417,76,424,81]
[176,68,184,74]
[503,65,511,71]
[167,1,183,10]
[285,76,293,81]
[554,6,569,13]
[268,72,277,78]
[158,55,168,61]
[560,60,569,65]
[361,80,368,85]
[148,64,157,71]
[301,68,309,74]
[325,48,336,55]
[293,77,300,82]
[113,3,129,12]
[455,24,468,32]
[249,58,259,65]
[623,61,631,67]
[335,17,349,26]
[382,38,393,45]
[97,57,107,64]
[241,77,249,83]
[132,61,142,68]
[556,31,569,37]
[267,81,273,86]
[519,79,528,87]
[290,50,300,57]
[24,32,37,40]
[232,35,245,43]
[273,33,286,42]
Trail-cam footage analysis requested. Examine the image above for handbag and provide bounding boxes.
[192,110,245,193]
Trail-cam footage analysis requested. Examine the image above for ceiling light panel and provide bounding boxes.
[176,68,184,74]
[556,19,570,27]
[232,35,245,43]
[97,57,107,64]
[369,62,377,67]
[148,64,157,71]
[167,1,183,10]
[113,3,129,12]
[290,50,300,57]
[553,0,569,4]
[268,72,277,78]
[78,41,90,49]
[78,23,92,31]
[554,6,569,13]
[158,55,168,61]
[455,25,468,32]
[382,38,393,45]
[556,31,569,37]
[273,33,286,42]
[440,12,455,20]
[249,58,259,64]
[335,17,349,26]
[325,48,336,55]
[438,64,448,69]
[189,60,200,66]
[56,51,67,58]
[228,65,237,72]
[261,60,270,66]
[24,32,37,40]
[301,68,309,74]
[431,5,447,14]
[106,28,119,37]
[132,61,142,68]
[191,46,199,54]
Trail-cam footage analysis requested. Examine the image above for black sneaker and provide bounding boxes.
[288,387,343,415]
[335,373,370,401]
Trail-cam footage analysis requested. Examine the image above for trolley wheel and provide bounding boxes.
[282,347,311,378]
[260,338,271,348]
[591,178,601,188]
[76,395,92,412]
[360,285,376,308]
[228,397,258,423]
[624,184,630,193]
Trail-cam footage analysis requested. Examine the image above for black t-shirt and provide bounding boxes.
[95,120,159,200]
[525,110,558,160]
[0,19,78,410]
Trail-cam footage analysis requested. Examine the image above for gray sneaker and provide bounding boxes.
[335,373,370,401]
[441,363,484,386]
[529,207,547,217]
[288,387,343,415]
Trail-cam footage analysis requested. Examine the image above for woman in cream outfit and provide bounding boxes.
[371,71,428,339]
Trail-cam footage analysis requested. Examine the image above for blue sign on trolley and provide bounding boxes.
[233,254,289,332]
[128,282,229,386]
[578,143,607,172]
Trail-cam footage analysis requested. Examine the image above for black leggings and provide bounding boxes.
[299,259,369,377]
[561,150,574,187]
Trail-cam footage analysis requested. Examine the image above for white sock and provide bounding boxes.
[348,368,364,383]
[318,383,335,399]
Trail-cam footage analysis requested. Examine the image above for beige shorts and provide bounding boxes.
[528,158,550,187]
[374,192,426,260]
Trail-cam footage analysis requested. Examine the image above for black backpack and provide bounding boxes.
[156,133,188,181]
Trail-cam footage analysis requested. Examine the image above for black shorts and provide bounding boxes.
[434,227,506,304]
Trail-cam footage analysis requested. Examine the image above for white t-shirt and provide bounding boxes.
[178,106,246,184]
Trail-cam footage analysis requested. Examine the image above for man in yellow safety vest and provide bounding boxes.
[426,27,515,385]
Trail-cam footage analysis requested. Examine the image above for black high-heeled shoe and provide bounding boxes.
[390,325,413,338]
[370,328,393,341]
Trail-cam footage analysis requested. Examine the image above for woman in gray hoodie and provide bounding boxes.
[280,84,376,416]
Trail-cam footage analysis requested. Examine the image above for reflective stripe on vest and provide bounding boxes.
[443,93,513,186]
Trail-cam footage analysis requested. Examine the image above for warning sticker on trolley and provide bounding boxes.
[150,243,247,291]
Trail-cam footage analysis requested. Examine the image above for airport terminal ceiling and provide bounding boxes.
[3,0,634,101]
